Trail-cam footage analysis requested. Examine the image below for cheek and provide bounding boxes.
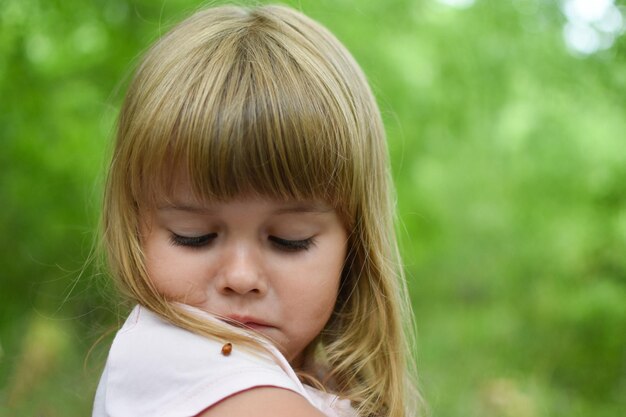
[143,239,171,278]
[143,242,205,300]
[288,249,344,317]
[144,248,177,294]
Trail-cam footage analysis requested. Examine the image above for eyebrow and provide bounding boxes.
[158,203,333,215]
[157,205,216,214]
[272,204,333,215]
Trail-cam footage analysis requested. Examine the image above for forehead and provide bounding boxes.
[153,172,333,214]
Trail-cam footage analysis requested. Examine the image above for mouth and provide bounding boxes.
[222,315,274,331]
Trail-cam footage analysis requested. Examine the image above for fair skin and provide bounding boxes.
[197,387,327,417]
[140,181,348,415]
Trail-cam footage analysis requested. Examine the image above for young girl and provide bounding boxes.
[93,4,421,417]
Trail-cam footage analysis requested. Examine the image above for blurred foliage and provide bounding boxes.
[1,0,625,416]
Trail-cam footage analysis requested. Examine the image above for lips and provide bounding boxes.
[223,315,274,330]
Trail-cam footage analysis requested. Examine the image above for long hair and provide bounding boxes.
[102,4,421,416]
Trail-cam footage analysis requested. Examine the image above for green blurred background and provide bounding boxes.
[1,0,625,416]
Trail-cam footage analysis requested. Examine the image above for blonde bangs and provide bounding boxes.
[116,6,363,219]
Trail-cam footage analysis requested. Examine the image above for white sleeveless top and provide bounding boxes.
[92,305,356,417]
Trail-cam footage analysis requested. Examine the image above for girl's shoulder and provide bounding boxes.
[93,305,303,417]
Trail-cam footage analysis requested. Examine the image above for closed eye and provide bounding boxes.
[269,236,315,252]
[170,233,217,248]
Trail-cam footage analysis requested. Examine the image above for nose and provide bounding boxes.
[216,243,267,296]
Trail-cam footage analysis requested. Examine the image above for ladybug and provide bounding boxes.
[221,342,233,356]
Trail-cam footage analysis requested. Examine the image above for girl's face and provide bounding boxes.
[139,180,348,366]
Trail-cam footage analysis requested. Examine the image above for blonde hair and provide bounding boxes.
[103,4,421,416]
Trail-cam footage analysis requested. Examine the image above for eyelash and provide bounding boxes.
[268,236,315,252]
[169,233,217,248]
[169,233,314,252]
